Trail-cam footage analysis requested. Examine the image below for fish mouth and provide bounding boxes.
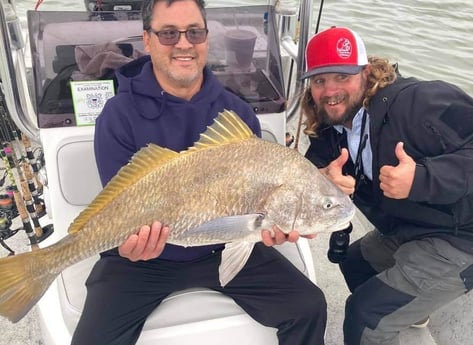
[331,207,356,232]
[331,221,352,232]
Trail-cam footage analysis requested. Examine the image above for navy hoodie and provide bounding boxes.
[94,55,261,261]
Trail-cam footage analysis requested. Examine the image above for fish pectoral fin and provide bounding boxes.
[219,242,255,287]
[184,214,265,242]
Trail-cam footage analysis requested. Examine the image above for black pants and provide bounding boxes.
[71,243,327,345]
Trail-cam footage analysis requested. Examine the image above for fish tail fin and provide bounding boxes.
[0,249,58,323]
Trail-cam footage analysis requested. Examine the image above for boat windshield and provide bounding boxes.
[27,5,286,129]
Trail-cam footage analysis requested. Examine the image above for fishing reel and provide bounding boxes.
[327,223,353,264]
[0,211,19,256]
[0,193,18,220]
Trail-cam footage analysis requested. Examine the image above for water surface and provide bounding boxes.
[15,0,473,94]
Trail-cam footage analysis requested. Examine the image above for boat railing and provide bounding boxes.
[0,0,39,141]
[277,0,314,120]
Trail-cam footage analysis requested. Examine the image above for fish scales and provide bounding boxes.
[78,140,279,249]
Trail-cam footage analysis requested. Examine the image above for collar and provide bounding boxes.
[334,107,366,134]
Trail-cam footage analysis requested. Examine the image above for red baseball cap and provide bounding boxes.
[302,26,368,79]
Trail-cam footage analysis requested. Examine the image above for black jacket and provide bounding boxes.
[305,76,473,245]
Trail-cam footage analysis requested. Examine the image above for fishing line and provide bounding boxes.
[34,0,44,11]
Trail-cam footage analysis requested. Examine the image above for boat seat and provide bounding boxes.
[39,126,315,345]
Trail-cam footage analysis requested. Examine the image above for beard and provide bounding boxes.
[318,96,364,126]
[166,68,201,87]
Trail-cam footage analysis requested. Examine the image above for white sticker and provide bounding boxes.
[70,80,115,126]
[114,5,132,10]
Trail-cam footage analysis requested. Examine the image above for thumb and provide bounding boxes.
[395,142,411,163]
[333,148,350,169]
[328,148,349,176]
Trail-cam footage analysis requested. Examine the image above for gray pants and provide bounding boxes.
[340,230,473,345]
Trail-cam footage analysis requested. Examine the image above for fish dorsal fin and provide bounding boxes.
[186,109,254,152]
[68,144,179,234]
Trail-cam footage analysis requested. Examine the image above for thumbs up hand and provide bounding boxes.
[379,142,416,199]
[320,148,356,195]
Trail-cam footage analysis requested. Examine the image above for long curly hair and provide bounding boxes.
[301,56,397,136]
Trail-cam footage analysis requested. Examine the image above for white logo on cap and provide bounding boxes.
[336,38,352,59]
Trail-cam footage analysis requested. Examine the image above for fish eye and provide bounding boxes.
[323,199,334,209]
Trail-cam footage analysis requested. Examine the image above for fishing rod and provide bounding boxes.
[21,132,43,186]
[18,131,46,218]
[0,166,20,256]
[21,159,46,217]
[19,166,53,242]
[0,144,54,248]
[0,145,53,250]
[0,78,46,218]
[0,76,53,255]
[0,78,25,180]
[6,105,44,193]
[0,111,11,143]
[0,148,39,248]
[8,112,43,188]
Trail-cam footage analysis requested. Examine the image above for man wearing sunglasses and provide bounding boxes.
[70,1,327,344]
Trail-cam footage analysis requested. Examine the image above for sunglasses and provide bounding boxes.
[150,28,208,45]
